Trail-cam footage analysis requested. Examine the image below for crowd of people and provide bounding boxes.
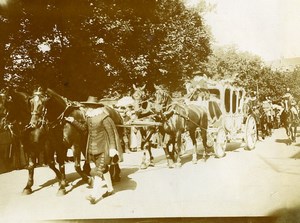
[246,88,299,132]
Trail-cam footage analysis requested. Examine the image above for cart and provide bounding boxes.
[189,79,257,158]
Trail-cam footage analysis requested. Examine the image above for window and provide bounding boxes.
[225,88,231,113]
[232,91,237,113]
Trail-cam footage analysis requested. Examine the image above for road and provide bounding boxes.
[1,128,300,222]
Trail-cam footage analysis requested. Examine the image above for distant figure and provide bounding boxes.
[282,88,299,119]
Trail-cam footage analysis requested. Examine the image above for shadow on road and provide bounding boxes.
[33,171,82,194]
[33,166,139,195]
[268,205,300,223]
[275,138,291,145]
[113,167,138,193]
[290,151,300,159]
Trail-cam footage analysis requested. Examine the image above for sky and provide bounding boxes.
[187,0,300,61]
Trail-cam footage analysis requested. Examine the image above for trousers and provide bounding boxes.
[90,153,109,177]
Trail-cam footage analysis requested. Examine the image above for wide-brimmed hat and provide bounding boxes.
[80,96,104,106]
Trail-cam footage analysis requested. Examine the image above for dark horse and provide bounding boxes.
[258,105,273,139]
[153,85,209,166]
[0,88,30,173]
[281,100,298,144]
[27,88,92,195]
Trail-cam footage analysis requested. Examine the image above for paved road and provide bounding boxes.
[1,128,300,222]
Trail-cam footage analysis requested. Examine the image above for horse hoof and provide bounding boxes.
[167,160,175,168]
[149,161,155,167]
[22,188,32,195]
[87,177,94,188]
[192,159,197,164]
[175,162,182,168]
[168,164,175,168]
[167,162,175,168]
[140,162,148,169]
[57,189,66,196]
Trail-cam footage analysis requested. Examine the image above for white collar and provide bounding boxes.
[86,108,104,117]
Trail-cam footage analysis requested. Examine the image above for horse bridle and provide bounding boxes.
[28,93,48,129]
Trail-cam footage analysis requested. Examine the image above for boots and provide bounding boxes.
[103,172,114,197]
[86,176,102,204]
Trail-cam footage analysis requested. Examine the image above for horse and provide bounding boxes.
[27,88,92,195]
[153,85,209,166]
[131,84,163,169]
[258,105,273,139]
[0,88,29,172]
[281,100,298,144]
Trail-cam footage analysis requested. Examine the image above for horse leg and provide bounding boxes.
[166,144,175,168]
[190,130,198,164]
[139,133,148,170]
[162,133,174,168]
[201,129,208,162]
[53,145,68,196]
[45,141,62,180]
[292,125,297,142]
[294,126,297,143]
[73,145,92,186]
[146,144,154,167]
[144,129,155,167]
[174,131,182,167]
[22,154,36,195]
[45,141,66,194]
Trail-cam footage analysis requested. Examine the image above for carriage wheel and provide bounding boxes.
[213,127,227,158]
[245,115,257,150]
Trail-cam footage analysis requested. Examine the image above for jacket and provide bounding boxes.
[71,108,120,158]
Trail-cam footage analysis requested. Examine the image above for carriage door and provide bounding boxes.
[224,87,233,132]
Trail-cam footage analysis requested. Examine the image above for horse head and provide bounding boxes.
[132,84,146,101]
[153,84,171,113]
[29,87,49,128]
[0,88,11,117]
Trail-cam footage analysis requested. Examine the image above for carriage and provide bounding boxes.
[188,79,258,158]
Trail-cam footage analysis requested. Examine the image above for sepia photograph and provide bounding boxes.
[1,0,300,222]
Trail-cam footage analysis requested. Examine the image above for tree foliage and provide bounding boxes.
[204,46,289,102]
[0,0,211,99]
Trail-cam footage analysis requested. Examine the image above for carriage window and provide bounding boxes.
[238,91,243,111]
[232,91,237,114]
[208,89,220,100]
[225,88,231,113]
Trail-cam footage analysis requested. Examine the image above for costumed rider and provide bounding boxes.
[65,96,123,204]
[249,91,258,110]
[282,88,299,120]
[262,96,274,128]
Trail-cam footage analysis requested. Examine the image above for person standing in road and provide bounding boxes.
[65,96,122,204]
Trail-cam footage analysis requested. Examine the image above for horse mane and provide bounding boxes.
[45,88,70,121]
[46,88,69,108]
[167,102,188,116]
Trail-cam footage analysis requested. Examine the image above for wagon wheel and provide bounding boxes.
[213,127,227,158]
[245,115,257,150]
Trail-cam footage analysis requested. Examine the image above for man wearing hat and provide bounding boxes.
[65,96,121,204]
[283,88,299,120]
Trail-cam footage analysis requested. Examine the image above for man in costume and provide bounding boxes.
[65,96,122,204]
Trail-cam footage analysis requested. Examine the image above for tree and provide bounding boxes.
[204,45,288,101]
[1,0,211,99]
